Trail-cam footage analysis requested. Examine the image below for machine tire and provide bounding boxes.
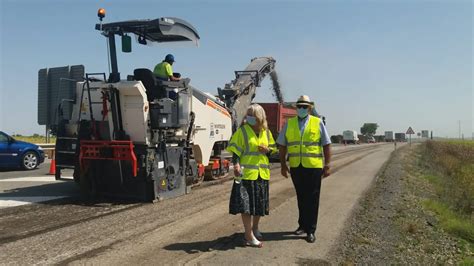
[192,174,204,187]
[204,167,229,181]
[204,169,218,181]
[79,166,98,201]
[224,164,230,173]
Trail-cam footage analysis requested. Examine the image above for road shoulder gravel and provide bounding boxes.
[329,144,466,264]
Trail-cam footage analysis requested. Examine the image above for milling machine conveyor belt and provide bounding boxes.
[217,57,276,131]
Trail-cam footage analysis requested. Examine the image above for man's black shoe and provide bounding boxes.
[306,233,316,243]
[294,228,305,235]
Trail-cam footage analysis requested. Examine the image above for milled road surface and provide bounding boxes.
[0,143,398,265]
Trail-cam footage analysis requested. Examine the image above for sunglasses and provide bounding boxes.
[296,105,309,109]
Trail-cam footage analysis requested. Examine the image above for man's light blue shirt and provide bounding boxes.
[276,115,331,146]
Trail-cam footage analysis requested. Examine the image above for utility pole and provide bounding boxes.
[458,120,461,139]
[45,126,49,143]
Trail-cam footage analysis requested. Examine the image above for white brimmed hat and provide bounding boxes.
[296,95,314,106]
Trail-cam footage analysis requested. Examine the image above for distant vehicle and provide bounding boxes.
[0,131,45,170]
[367,136,376,143]
[374,135,385,142]
[331,135,344,144]
[385,131,394,142]
[358,134,367,143]
[343,130,359,144]
[395,133,406,142]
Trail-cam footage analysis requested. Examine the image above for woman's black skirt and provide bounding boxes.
[229,176,269,216]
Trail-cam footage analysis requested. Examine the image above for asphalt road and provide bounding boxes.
[0,143,363,208]
[0,159,54,180]
[0,159,77,208]
[0,143,398,264]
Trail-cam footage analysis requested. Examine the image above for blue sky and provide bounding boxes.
[0,0,472,138]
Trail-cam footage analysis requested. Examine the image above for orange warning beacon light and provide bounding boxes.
[98,8,106,21]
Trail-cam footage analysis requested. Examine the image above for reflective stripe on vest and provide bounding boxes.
[241,164,270,170]
[285,116,323,168]
[227,143,243,154]
[238,125,271,180]
[288,153,323,158]
[287,141,321,146]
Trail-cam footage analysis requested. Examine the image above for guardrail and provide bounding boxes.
[38,143,55,158]
[38,143,55,149]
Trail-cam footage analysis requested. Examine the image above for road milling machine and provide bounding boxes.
[38,10,277,201]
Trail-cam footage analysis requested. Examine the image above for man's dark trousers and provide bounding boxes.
[290,165,323,234]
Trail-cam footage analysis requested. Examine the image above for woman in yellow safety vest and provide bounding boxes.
[227,104,277,248]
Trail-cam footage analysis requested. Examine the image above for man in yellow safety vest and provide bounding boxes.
[153,54,180,81]
[277,95,332,243]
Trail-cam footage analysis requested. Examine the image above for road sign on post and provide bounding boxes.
[406,127,415,145]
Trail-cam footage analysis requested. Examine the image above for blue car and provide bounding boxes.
[0,131,45,170]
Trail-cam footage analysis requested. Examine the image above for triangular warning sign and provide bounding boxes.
[406,127,415,134]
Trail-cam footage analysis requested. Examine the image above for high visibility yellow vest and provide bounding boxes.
[153,61,173,79]
[285,115,323,168]
[226,124,277,180]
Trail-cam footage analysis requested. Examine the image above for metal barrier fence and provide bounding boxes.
[38,144,55,158]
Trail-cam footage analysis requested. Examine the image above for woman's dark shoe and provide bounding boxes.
[294,227,305,235]
[306,233,316,243]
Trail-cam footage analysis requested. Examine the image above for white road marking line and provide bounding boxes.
[0,196,67,208]
[0,176,74,182]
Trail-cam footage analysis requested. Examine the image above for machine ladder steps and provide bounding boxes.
[54,73,107,180]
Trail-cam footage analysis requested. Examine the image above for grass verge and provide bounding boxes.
[423,200,474,242]
[418,140,474,263]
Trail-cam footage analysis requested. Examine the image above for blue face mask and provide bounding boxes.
[246,115,257,126]
[297,108,308,118]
